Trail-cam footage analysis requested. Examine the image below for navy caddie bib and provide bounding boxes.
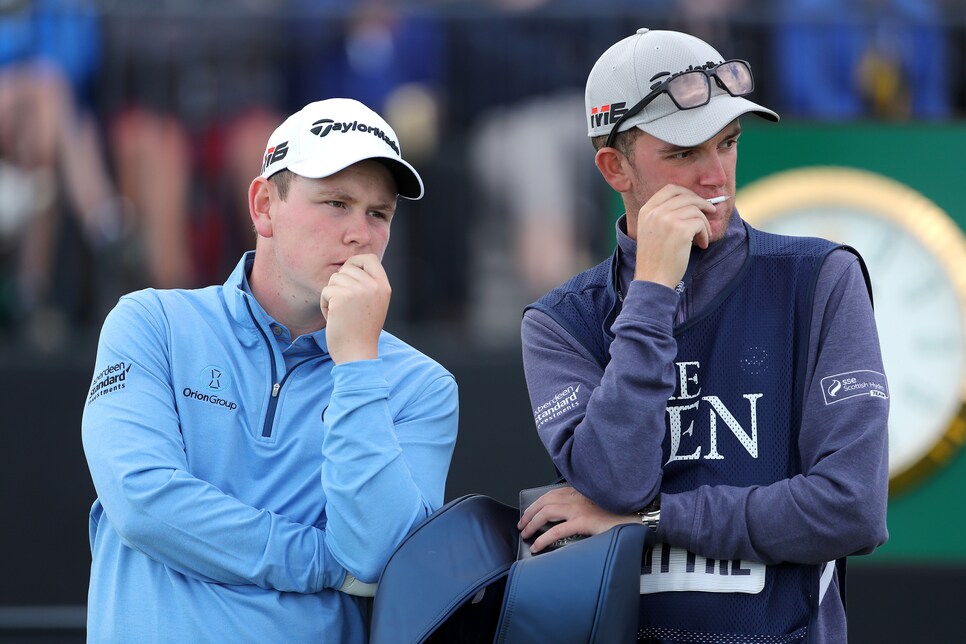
[635,229,846,644]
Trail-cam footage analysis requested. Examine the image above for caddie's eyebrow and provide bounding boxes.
[656,122,742,155]
[656,141,692,155]
[720,123,743,142]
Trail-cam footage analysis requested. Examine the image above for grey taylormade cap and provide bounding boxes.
[585,28,779,147]
[260,98,424,200]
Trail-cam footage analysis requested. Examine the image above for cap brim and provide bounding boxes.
[286,153,425,201]
[374,157,424,201]
[639,96,779,148]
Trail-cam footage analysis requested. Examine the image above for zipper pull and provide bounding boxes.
[271,383,281,398]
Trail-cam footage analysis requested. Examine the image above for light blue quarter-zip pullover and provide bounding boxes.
[82,252,458,642]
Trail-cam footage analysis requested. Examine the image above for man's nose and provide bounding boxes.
[344,211,371,246]
[699,151,728,187]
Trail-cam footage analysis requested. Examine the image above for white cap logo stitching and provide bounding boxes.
[308,118,400,155]
[261,141,289,175]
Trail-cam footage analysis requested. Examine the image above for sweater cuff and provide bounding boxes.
[618,280,678,324]
[330,359,390,393]
[653,491,697,549]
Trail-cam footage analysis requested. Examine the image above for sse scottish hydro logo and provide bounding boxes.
[821,370,889,405]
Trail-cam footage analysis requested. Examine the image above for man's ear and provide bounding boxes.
[249,177,274,238]
[594,146,633,194]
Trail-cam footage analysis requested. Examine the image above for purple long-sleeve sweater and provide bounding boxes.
[521,210,889,642]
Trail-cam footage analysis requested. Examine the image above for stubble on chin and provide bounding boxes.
[707,206,735,244]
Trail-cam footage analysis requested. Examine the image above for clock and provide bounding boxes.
[736,166,966,495]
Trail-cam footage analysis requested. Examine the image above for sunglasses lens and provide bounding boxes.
[605,60,756,148]
[667,71,710,109]
[716,61,753,95]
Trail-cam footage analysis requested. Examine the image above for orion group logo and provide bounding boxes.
[182,365,238,411]
[200,365,230,392]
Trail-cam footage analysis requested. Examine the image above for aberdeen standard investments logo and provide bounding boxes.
[87,361,132,405]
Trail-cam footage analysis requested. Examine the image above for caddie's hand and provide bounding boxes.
[517,486,637,554]
[634,184,715,289]
[320,253,391,364]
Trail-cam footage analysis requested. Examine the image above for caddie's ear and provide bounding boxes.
[594,146,634,194]
[249,176,275,238]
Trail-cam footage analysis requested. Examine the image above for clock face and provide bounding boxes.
[737,167,966,494]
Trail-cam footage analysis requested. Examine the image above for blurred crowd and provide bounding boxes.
[1,0,962,351]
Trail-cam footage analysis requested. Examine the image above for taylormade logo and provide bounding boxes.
[310,118,400,155]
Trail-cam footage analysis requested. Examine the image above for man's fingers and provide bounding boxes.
[341,253,388,281]
[518,486,637,552]
[519,504,568,539]
[518,502,552,536]
[693,216,712,249]
[326,271,363,290]
[328,256,390,297]
[530,518,586,554]
[517,486,575,530]
[328,265,370,289]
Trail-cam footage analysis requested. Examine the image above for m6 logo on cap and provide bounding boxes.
[589,102,629,129]
[262,141,289,173]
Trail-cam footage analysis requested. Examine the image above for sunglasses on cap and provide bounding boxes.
[604,59,755,150]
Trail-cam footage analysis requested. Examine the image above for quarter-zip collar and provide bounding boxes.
[223,251,330,355]
[614,209,749,317]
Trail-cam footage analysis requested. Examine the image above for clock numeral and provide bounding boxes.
[915,336,962,355]
[867,231,901,269]
[901,270,945,304]
[901,380,939,410]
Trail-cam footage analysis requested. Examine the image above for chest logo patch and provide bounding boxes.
[181,364,239,411]
[201,365,230,392]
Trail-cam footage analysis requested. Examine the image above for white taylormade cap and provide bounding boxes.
[260,98,424,200]
[585,28,778,147]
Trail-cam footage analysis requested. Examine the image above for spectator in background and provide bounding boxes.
[459,0,618,342]
[287,0,455,325]
[773,0,951,119]
[98,0,288,291]
[289,0,443,162]
[670,0,749,48]
[0,0,121,346]
[470,92,597,306]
